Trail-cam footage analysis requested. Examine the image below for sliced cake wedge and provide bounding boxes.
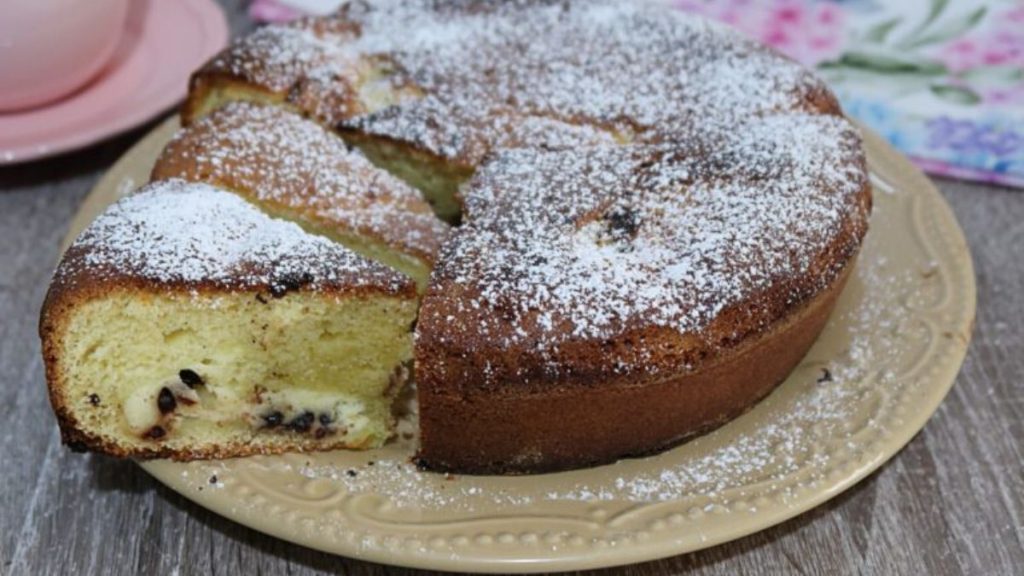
[40,180,418,459]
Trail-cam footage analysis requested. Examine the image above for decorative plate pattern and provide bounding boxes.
[65,117,975,573]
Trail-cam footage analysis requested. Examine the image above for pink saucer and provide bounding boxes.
[0,0,228,165]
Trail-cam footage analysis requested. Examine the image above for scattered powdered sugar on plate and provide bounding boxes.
[115,177,136,199]
[571,260,915,503]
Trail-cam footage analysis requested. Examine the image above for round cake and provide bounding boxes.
[42,0,871,474]
[41,181,420,459]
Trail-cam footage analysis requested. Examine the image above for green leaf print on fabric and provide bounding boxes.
[900,6,987,49]
[930,84,982,105]
[863,17,902,44]
[825,47,947,75]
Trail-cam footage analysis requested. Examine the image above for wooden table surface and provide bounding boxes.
[2,2,1021,574]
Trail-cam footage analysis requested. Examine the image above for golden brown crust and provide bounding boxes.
[45,243,416,317]
[412,122,871,473]
[415,257,857,474]
[44,1,874,473]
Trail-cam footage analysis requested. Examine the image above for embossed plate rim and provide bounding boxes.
[64,117,976,573]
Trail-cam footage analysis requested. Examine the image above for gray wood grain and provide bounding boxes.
[1,1,1021,574]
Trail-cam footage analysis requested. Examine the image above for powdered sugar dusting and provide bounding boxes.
[422,113,868,364]
[58,180,410,295]
[199,0,868,367]
[207,23,354,94]
[158,102,449,263]
[204,0,833,162]
[146,0,930,519]
[554,258,915,503]
[342,0,829,161]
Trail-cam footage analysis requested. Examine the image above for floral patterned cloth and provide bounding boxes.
[676,0,1024,188]
[251,0,1024,188]
[248,0,303,22]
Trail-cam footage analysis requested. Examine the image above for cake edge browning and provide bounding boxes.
[414,253,859,475]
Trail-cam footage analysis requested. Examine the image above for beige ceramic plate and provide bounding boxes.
[66,117,975,573]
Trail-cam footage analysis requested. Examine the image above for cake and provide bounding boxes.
[416,120,869,473]
[151,102,449,290]
[42,0,871,472]
[182,0,844,222]
[40,180,418,459]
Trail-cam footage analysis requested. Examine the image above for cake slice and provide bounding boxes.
[40,180,418,459]
[179,16,468,221]
[152,102,448,290]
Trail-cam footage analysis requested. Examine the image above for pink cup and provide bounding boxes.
[0,0,129,112]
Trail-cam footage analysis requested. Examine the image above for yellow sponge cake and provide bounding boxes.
[40,180,417,459]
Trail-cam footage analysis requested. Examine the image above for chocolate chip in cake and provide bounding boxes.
[209,475,218,485]
[604,206,640,239]
[817,368,833,383]
[262,411,284,427]
[255,293,269,304]
[88,393,101,406]
[318,413,333,426]
[146,426,166,439]
[179,369,205,388]
[157,387,177,414]
[287,411,315,433]
[269,272,315,298]
[346,469,357,477]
